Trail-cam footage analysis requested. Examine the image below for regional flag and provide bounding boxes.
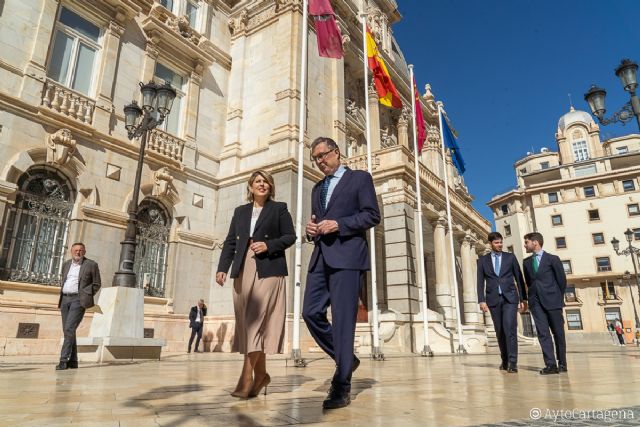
[366,28,402,109]
[439,111,466,175]
[413,77,426,152]
[309,0,343,59]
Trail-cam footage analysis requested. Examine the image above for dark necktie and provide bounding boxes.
[320,176,332,211]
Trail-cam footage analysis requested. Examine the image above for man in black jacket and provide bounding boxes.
[523,232,568,375]
[477,232,526,373]
[188,299,207,353]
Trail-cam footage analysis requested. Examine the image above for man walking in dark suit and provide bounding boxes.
[303,136,380,409]
[56,242,101,370]
[477,232,526,373]
[188,299,207,353]
[522,232,568,375]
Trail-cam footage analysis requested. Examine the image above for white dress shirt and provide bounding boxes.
[62,260,82,294]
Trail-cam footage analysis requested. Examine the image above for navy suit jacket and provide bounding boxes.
[477,252,526,307]
[189,305,207,328]
[523,251,567,310]
[217,200,295,279]
[309,167,380,271]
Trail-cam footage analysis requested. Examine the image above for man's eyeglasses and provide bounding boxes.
[311,148,337,163]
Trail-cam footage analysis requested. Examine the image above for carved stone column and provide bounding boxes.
[432,216,453,325]
[142,42,159,86]
[21,0,59,104]
[397,107,409,149]
[93,21,125,132]
[461,235,479,325]
[96,21,125,109]
[368,82,381,151]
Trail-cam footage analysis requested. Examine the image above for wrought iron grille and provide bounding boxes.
[134,200,170,297]
[1,169,74,285]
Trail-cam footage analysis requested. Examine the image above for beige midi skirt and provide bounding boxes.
[232,248,286,354]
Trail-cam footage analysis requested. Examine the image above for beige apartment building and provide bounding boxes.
[0,0,492,357]
[488,107,640,344]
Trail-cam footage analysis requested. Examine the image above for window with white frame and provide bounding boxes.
[158,0,200,30]
[185,0,199,27]
[572,140,590,162]
[616,146,629,154]
[566,310,583,330]
[47,7,102,96]
[154,63,185,137]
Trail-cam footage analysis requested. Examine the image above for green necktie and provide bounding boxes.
[533,255,539,274]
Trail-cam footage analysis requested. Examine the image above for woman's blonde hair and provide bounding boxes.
[246,170,275,201]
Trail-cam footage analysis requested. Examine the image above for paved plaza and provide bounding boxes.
[1,346,639,427]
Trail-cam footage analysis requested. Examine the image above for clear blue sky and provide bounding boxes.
[392,0,640,224]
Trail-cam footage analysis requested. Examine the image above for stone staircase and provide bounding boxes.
[486,324,536,348]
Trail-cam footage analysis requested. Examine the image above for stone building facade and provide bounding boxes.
[0,0,490,356]
[488,107,640,344]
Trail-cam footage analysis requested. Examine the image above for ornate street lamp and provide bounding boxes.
[113,81,176,287]
[584,58,640,130]
[611,228,640,346]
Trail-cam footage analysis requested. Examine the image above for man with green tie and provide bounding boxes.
[523,232,568,375]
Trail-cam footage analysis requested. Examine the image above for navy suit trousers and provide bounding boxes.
[303,251,362,393]
[530,297,567,367]
[488,295,519,365]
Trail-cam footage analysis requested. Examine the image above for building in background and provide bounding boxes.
[488,107,640,344]
[0,0,490,356]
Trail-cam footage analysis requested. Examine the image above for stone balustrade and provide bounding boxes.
[41,79,95,125]
[148,129,184,163]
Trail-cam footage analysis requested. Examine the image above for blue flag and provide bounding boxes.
[440,111,466,175]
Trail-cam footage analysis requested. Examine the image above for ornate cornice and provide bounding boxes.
[142,4,232,70]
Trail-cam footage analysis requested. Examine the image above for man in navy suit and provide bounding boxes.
[302,136,380,409]
[477,232,526,373]
[522,232,568,375]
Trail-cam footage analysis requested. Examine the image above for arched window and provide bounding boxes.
[0,167,75,285]
[134,199,171,297]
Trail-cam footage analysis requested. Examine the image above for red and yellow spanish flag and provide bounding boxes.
[366,28,402,109]
[413,77,426,152]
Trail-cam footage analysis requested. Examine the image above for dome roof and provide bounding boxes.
[558,106,594,131]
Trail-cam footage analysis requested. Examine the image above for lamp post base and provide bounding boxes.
[112,271,137,288]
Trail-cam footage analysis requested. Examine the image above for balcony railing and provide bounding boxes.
[148,129,185,163]
[41,79,95,125]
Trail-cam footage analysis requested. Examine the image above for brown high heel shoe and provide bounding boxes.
[230,379,253,399]
[230,389,250,398]
[249,373,271,397]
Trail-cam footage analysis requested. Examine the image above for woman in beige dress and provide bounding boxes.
[216,170,295,398]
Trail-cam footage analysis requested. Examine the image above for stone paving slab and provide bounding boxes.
[1,347,639,426]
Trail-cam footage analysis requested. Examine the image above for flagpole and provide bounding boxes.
[437,103,466,355]
[361,6,383,361]
[409,65,433,357]
[291,0,309,367]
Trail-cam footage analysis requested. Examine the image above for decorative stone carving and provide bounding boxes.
[228,9,248,35]
[108,20,125,37]
[427,124,440,147]
[153,167,174,197]
[366,7,385,44]
[105,164,122,181]
[192,193,204,208]
[46,128,76,165]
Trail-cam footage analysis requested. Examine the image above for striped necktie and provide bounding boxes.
[320,176,332,210]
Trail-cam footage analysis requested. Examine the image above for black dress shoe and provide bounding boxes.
[499,363,507,371]
[55,362,68,370]
[558,364,568,372]
[323,390,351,409]
[507,364,518,373]
[67,361,78,369]
[540,365,559,375]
